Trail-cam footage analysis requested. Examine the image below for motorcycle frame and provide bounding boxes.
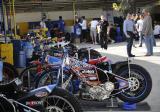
[0,93,40,112]
[58,55,130,96]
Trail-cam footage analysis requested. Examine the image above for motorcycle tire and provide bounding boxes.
[116,64,152,103]
[35,69,59,88]
[20,65,38,90]
[2,62,19,83]
[35,69,74,93]
[45,87,82,112]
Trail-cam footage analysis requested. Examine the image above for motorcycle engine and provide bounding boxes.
[88,82,115,101]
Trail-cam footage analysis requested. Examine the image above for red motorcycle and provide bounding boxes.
[20,43,129,91]
[36,51,152,104]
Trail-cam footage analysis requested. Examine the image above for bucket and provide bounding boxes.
[23,42,34,59]
[14,51,26,68]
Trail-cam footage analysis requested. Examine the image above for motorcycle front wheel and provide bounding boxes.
[20,65,38,91]
[44,88,82,112]
[35,69,74,93]
[116,64,152,103]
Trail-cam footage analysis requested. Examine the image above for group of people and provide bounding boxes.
[38,10,159,57]
[123,9,157,57]
[39,16,65,39]
[39,14,119,51]
[73,15,109,50]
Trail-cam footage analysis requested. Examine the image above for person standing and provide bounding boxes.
[89,18,99,44]
[73,21,82,43]
[123,13,135,57]
[40,19,47,29]
[58,16,65,33]
[99,15,109,49]
[136,14,144,47]
[142,9,154,56]
[80,16,87,42]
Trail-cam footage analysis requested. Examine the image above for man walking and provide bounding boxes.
[123,13,135,57]
[142,9,154,56]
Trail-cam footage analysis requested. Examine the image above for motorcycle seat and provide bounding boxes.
[29,60,41,65]
[78,48,89,52]
[88,56,110,65]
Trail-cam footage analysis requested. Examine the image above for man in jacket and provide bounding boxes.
[142,9,154,56]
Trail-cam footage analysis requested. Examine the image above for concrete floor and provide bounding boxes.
[77,40,160,112]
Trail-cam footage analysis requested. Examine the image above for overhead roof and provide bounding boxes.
[6,0,159,13]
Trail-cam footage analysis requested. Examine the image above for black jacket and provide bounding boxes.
[99,20,109,33]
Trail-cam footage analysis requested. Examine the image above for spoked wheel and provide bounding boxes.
[35,69,58,88]
[116,64,152,103]
[36,69,73,93]
[45,88,82,112]
[46,96,75,112]
[20,65,38,90]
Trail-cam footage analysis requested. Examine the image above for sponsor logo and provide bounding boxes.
[26,101,43,106]
[81,70,95,74]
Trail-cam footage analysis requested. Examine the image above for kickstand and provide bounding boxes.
[106,97,119,108]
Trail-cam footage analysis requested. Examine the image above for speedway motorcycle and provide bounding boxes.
[20,42,113,91]
[0,77,82,112]
[36,50,152,104]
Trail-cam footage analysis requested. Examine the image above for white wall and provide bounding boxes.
[15,9,125,23]
[16,12,42,23]
[15,9,104,23]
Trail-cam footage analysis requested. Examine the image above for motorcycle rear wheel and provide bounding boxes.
[35,69,73,93]
[45,88,82,112]
[116,64,152,103]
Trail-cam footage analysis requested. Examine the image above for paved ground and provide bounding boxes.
[77,40,160,112]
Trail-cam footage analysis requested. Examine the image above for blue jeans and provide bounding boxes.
[144,35,154,55]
